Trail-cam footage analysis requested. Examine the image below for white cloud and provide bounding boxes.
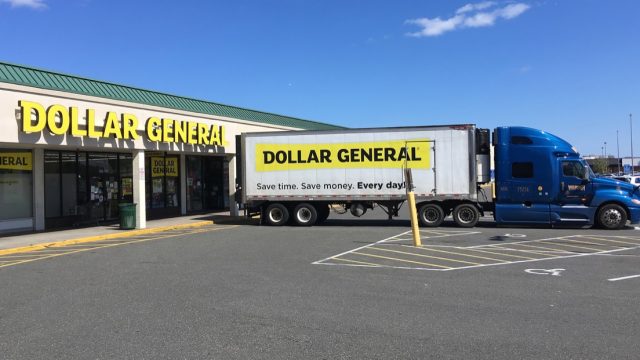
[1,0,47,9]
[406,2,530,37]
[499,3,530,19]
[456,1,497,15]
[406,15,464,37]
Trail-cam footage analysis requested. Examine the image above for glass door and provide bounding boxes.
[203,157,224,210]
[87,153,119,222]
[145,153,181,219]
[187,156,203,212]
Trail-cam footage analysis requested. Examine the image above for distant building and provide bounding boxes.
[584,155,623,174]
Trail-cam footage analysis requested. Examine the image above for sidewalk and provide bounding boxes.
[0,211,246,251]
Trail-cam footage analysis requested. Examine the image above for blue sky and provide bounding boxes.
[0,0,638,157]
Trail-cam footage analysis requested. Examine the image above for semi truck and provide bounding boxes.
[236,125,640,229]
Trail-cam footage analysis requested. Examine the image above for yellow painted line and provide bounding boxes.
[410,245,510,263]
[0,254,49,259]
[497,247,564,257]
[507,242,574,253]
[558,238,625,249]
[368,246,480,265]
[578,236,640,246]
[331,257,380,267]
[31,249,77,253]
[462,247,540,260]
[538,240,601,252]
[351,251,452,269]
[0,220,219,257]
[45,244,106,249]
[0,225,238,269]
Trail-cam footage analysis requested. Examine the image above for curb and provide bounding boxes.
[0,220,215,257]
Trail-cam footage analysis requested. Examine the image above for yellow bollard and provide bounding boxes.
[407,191,421,247]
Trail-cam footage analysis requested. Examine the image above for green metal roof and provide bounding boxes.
[0,62,343,130]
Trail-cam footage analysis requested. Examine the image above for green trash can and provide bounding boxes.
[118,203,136,230]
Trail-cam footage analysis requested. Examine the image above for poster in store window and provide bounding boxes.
[122,177,133,196]
[151,157,179,177]
[152,178,163,193]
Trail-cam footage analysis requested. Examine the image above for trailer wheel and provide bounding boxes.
[293,203,318,226]
[452,203,479,228]
[264,203,289,226]
[418,203,444,227]
[316,205,330,224]
[597,204,627,230]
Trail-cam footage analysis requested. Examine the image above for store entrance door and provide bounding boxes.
[203,157,224,210]
[145,153,181,219]
[187,156,226,212]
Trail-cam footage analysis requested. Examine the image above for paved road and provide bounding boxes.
[0,208,638,359]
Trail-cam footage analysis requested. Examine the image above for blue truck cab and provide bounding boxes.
[493,126,640,229]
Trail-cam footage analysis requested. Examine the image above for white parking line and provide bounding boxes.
[608,274,640,282]
[311,231,410,265]
[315,230,640,272]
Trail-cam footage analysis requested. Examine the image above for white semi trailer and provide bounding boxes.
[237,125,491,227]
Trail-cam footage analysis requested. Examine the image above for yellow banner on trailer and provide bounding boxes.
[255,140,431,172]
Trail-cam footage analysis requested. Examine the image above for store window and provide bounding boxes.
[44,150,132,228]
[0,150,33,220]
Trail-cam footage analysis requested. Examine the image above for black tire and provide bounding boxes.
[597,204,627,230]
[316,204,330,224]
[418,203,445,227]
[264,203,289,226]
[452,203,479,228]
[292,203,318,226]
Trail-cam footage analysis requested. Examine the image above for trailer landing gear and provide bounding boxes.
[378,201,402,220]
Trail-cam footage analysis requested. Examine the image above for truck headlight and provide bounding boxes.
[632,199,640,205]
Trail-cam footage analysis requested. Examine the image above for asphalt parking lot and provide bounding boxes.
[0,208,638,359]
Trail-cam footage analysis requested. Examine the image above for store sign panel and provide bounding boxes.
[151,157,179,177]
[18,100,228,147]
[0,152,32,171]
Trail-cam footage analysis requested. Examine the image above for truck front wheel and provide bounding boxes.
[597,204,627,230]
[452,204,479,228]
[418,203,444,227]
[293,203,318,226]
[264,203,289,226]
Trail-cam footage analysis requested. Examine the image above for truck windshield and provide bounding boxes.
[582,160,595,179]
[562,160,590,180]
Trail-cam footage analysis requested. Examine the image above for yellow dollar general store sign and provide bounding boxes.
[0,152,32,171]
[255,140,430,172]
[19,100,228,147]
[151,157,179,177]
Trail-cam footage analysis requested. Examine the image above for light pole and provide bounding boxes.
[604,141,607,157]
[617,130,621,174]
[631,114,634,176]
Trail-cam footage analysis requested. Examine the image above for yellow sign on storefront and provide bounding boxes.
[19,100,228,147]
[0,152,32,171]
[151,157,178,177]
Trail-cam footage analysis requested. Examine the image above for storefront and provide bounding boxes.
[0,62,339,234]
[0,149,33,232]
